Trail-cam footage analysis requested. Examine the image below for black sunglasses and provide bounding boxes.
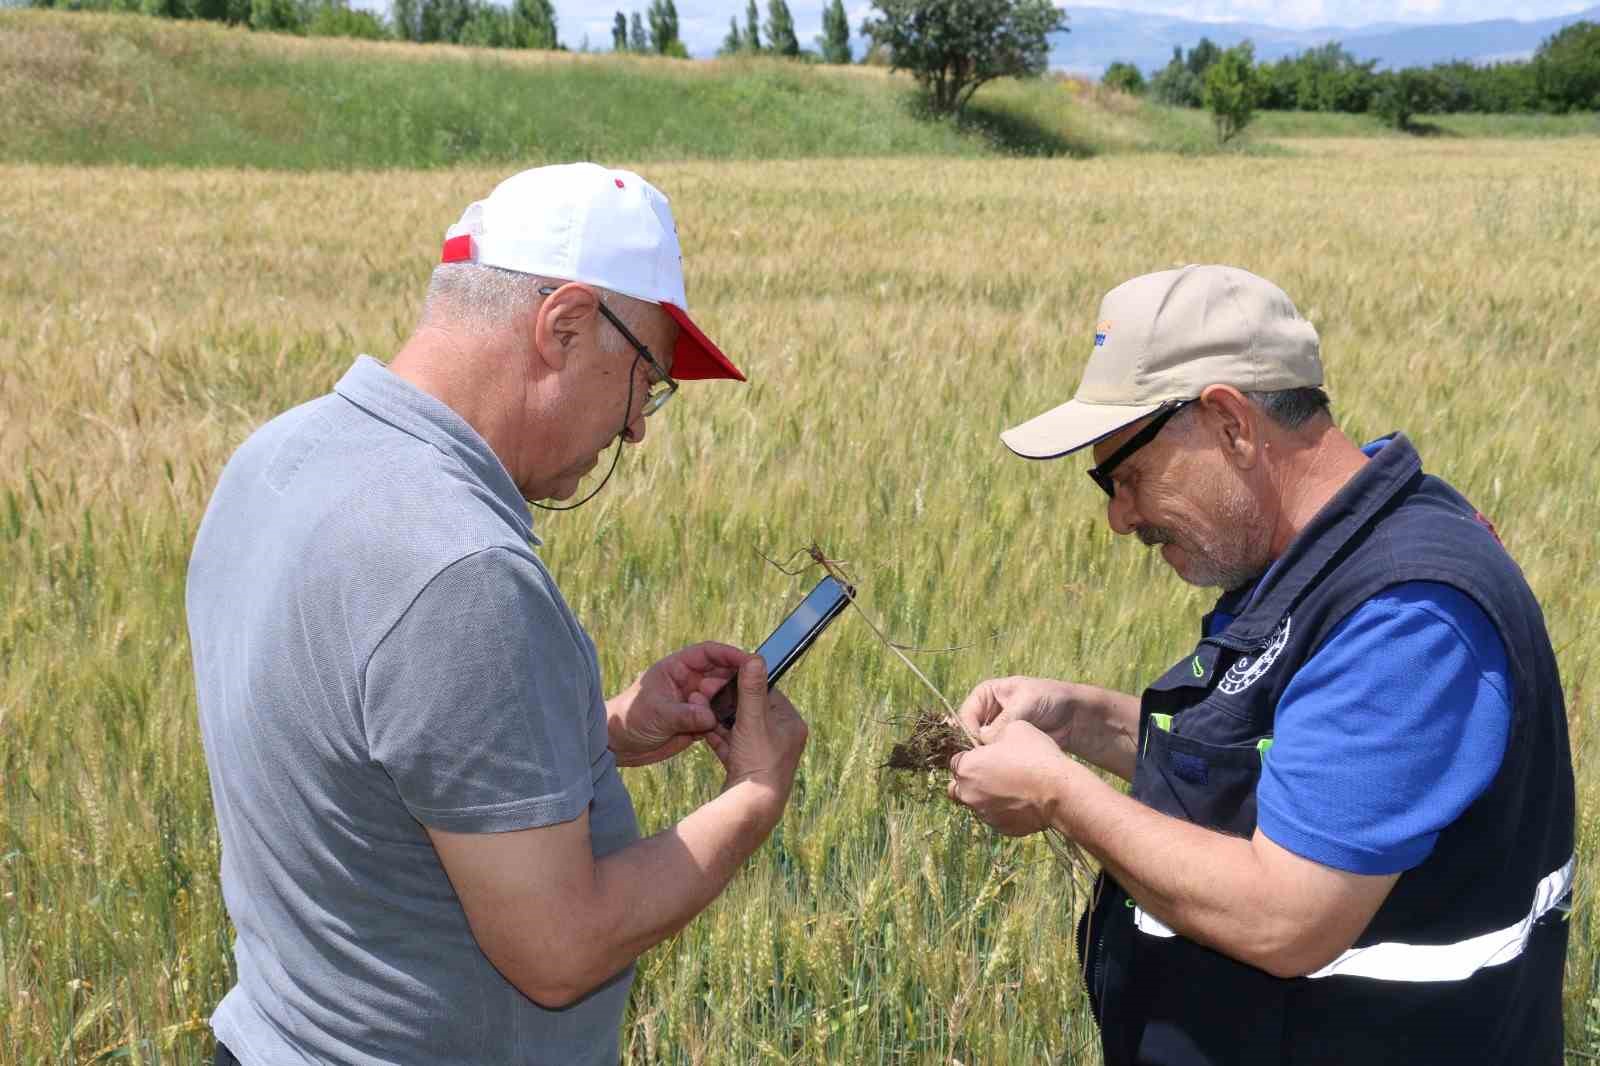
[1087,399,1193,498]
[537,285,678,416]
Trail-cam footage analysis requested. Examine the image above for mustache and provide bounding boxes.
[1136,525,1176,547]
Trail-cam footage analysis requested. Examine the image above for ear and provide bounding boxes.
[532,283,602,373]
[1195,385,1261,470]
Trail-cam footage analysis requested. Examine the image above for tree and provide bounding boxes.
[861,0,1069,116]
[818,0,850,64]
[306,0,388,38]
[1533,21,1600,113]
[1185,37,1221,79]
[1201,40,1261,144]
[1149,44,1202,107]
[392,0,421,40]
[612,10,626,51]
[628,10,647,52]
[720,15,742,55]
[744,0,761,51]
[1102,60,1144,95]
[249,0,303,32]
[764,0,798,57]
[647,0,679,55]
[508,0,556,49]
[1372,68,1443,131]
[419,0,471,42]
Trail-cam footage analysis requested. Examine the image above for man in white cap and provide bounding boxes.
[947,265,1572,1064]
[187,163,807,1066]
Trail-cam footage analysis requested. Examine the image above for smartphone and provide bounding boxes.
[710,574,853,728]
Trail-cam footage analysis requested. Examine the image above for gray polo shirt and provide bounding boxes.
[187,355,639,1066]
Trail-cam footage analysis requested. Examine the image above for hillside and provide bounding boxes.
[1,10,1593,170]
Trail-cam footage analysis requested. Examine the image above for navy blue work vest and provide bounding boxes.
[1077,435,1574,1066]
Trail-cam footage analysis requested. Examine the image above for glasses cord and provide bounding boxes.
[530,358,635,513]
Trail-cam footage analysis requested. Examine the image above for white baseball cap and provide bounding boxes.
[440,162,744,381]
[1001,264,1322,459]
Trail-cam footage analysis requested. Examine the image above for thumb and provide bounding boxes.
[733,656,769,731]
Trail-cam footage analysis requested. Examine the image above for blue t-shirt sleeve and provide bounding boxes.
[1256,582,1511,876]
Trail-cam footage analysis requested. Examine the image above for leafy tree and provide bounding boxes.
[1268,42,1377,113]
[647,0,679,55]
[764,0,798,57]
[306,0,387,38]
[628,10,647,52]
[1149,45,1202,107]
[1202,40,1260,144]
[391,0,421,40]
[744,0,760,52]
[508,0,556,48]
[1102,60,1144,95]
[612,10,626,51]
[818,0,850,64]
[1372,67,1443,130]
[417,0,463,41]
[720,15,742,55]
[458,4,510,46]
[861,0,1069,116]
[1533,21,1600,113]
[249,0,303,32]
[1185,36,1220,78]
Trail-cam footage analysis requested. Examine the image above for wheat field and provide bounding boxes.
[3,141,1599,1063]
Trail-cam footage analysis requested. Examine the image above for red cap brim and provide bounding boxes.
[662,303,745,382]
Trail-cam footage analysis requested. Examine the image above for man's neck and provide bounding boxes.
[390,325,521,463]
[1265,420,1371,560]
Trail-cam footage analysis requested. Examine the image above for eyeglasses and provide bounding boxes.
[538,285,679,416]
[1087,399,1192,498]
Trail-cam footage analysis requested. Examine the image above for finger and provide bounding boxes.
[703,731,732,770]
[615,733,699,768]
[947,777,962,804]
[732,655,768,732]
[673,641,751,677]
[957,681,1003,739]
[660,701,719,736]
[948,750,963,775]
[659,643,746,693]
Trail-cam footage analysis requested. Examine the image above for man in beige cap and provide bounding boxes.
[946,265,1572,1065]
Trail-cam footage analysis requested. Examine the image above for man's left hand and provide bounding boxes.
[607,642,751,767]
[947,720,1078,836]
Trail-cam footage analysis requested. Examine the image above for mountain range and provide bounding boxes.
[1048,5,1600,76]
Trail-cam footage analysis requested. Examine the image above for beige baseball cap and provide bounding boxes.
[1000,264,1322,459]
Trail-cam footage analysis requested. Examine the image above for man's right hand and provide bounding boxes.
[957,676,1140,781]
[704,656,808,816]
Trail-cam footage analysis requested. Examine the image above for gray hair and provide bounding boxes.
[1173,386,1331,433]
[421,263,652,356]
[1242,386,1331,429]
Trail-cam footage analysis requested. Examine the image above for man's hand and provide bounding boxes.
[947,720,1083,836]
[958,676,1141,781]
[702,657,809,816]
[607,642,750,767]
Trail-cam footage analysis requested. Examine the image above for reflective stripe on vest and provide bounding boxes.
[1131,855,1574,983]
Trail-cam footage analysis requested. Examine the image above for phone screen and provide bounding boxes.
[712,575,851,726]
[756,575,850,684]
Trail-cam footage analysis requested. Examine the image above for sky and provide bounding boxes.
[555,2,1597,57]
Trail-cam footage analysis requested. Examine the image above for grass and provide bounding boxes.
[3,10,1595,170]
[3,140,1600,1060]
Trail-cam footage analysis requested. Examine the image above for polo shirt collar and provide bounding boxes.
[335,355,540,545]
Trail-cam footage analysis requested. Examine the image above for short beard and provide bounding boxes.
[1136,475,1270,592]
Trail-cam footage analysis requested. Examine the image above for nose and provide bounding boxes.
[621,411,647,445]
[1106,488,1137,536]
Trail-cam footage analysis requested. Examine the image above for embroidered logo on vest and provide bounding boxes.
[1218,616,1292,695]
